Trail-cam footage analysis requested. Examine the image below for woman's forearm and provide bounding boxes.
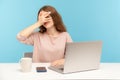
[17,22,42,38]
[17,11,50,39]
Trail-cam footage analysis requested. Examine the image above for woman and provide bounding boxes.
[17,5,72,67]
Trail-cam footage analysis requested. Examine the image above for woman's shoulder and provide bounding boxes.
[61,32,73,42]
[61,32,71,36]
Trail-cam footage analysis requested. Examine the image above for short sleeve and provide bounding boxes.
[17,32,35,45]
[66,32,73,42]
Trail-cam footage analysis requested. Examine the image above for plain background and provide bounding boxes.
[0,0,120,62]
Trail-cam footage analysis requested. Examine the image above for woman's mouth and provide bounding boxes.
[44,22,49,26]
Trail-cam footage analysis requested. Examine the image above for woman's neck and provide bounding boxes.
[46,26,59,37]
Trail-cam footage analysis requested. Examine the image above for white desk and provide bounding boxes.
[0,63,120,80]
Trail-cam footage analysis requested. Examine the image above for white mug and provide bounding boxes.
[19,58,32,72]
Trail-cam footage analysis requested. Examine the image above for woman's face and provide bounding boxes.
[39,11,54,29]
[43,16,54,29]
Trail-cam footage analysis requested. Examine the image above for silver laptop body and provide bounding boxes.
[48,41,102,74]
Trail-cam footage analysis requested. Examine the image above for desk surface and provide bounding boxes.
[0,63,120,80]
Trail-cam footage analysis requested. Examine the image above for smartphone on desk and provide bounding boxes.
[36,67,47,72]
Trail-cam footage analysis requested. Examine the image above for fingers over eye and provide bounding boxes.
[44,12,51,17]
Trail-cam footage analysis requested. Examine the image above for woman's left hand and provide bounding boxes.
[51,59,64,67]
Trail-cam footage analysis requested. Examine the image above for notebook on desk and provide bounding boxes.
[48,41,102,74]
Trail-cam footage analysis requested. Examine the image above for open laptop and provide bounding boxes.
[48,41,102,74]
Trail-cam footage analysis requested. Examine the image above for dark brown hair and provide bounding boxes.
[37,5,67,33]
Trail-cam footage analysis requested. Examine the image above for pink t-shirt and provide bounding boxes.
[17,32,72,62]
